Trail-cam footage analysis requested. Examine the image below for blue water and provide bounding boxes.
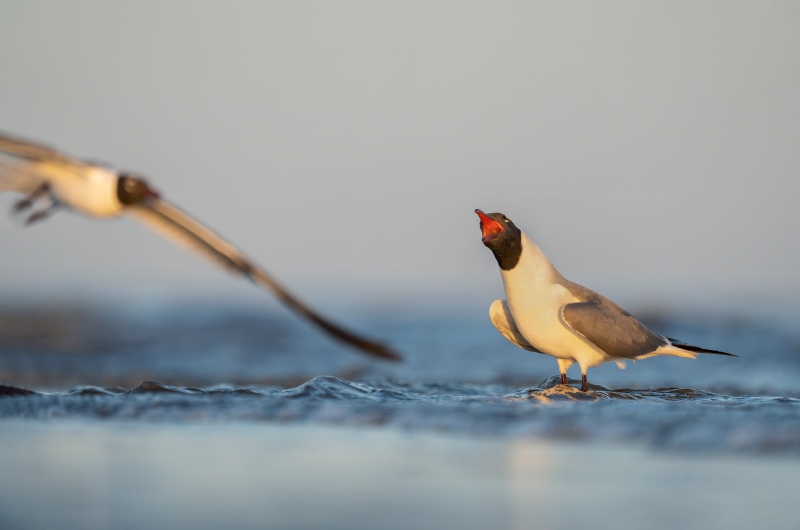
[1,301,799,455]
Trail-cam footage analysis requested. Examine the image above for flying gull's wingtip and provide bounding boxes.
[360,342,403,362]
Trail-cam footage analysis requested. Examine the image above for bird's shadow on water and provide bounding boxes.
[511,375,746,404]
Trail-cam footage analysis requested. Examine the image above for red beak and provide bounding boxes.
[475,209,504,242]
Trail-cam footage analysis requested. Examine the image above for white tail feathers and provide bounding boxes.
[635,344,699,361]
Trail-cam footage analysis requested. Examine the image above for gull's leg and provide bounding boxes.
[581,373,589,392]
[25,200,60,225]
[556,358,573,387]
[13,183,50,213]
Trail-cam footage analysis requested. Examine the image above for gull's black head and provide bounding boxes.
[117,173,159,205]
[475,209,522,271]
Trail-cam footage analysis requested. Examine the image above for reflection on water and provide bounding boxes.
[0,422,798,530]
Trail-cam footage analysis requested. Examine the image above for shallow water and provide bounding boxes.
[2,421,799,530]
[2,301,800,529]
[2,376,799,456]
[1,301,799,455]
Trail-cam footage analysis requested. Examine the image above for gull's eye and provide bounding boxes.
[117,175,148,205]
[502,215,508,223]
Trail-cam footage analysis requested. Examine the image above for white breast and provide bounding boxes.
[42,163,124,218]
[500,234,606,364]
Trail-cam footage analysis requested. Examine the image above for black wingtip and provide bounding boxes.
[702,350,738,357]
[363,343,403,362]
[312,320,403,362]
[667,337,738,357]
[243,267,404,362]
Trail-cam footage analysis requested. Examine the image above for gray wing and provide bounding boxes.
[0,132,84,166]
[128,196,400,361]
[489,299,541,352]
[560,299,667,359]
[0,132,92,192]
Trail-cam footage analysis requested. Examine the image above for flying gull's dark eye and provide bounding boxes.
[117,175,149,205]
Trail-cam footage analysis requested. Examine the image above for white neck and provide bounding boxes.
[499,231,564,292]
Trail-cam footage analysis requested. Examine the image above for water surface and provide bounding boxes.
[1,421,798,530]
[1,301,798,455]
[1,301,799,529]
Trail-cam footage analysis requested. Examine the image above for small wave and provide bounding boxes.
[2,377,798,406]
[282,376,391,401]
[1,376,798,455]
[127,381,206,395]
[0,384,37,397]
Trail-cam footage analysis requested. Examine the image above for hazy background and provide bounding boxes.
[1,1,798,315]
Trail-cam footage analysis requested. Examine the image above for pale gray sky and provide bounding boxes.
[1,1,798,311]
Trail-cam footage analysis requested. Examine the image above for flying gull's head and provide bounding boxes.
[117,173,160,205]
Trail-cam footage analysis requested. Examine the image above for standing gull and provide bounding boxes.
[0,131,399,360]
[475,209,733,391]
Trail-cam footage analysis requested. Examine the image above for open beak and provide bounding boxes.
[475,209,504,242]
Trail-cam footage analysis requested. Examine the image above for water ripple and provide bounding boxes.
[1,376,798,455]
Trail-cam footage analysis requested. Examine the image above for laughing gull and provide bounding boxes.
[475,209,734,391]
[0,131,399,360]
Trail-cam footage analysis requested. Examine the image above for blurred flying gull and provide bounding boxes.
[0,131,399,360]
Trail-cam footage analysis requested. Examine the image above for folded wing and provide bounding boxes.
[560,301,666,359]
[489,299,540,352]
